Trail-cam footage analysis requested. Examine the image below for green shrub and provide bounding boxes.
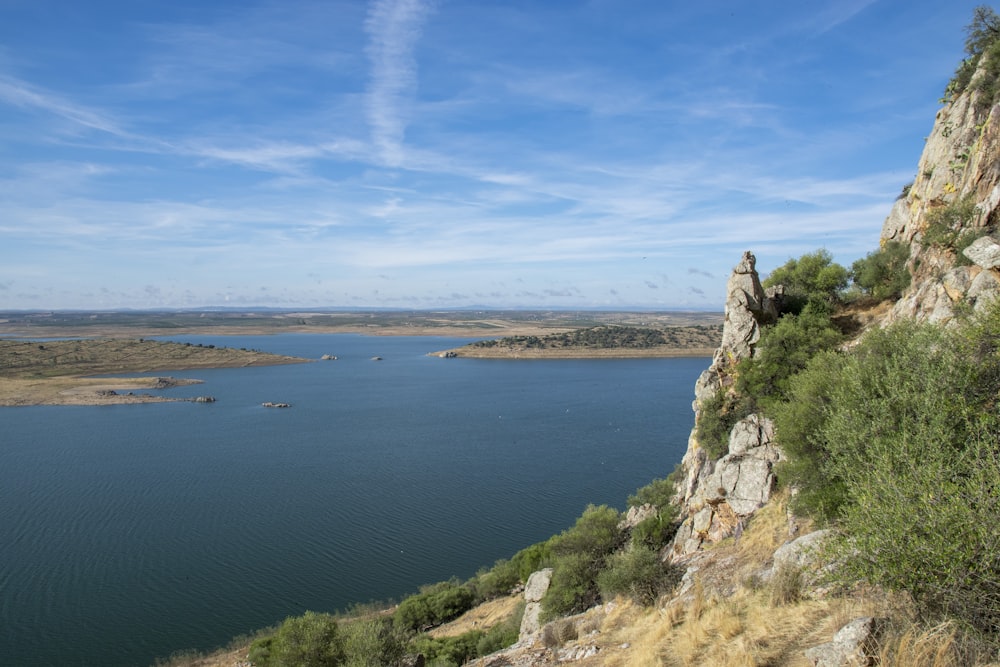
[596,545,681,606]
[627,476,676,509]
[822,317,1000,638]
[411,631,482,666]
[762,249,849,313]
[770,350,848,522]
[508,541,553,584]
[630,512,679,551]
[923,195,977,249]
[248,611,345,667]
[850,241,912,301]
[736,305,843,407]
[340,617,407,667]
[944,6,1000,104]
[393,581,475,632]
[695,389,754,460]
[541,505,623,620]
[470,558,520,602]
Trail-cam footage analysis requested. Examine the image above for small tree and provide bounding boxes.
[763,249,848,314]
[850,241,911,301]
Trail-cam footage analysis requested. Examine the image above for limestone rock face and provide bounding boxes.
[669,414,782,559]
[878,59,1000,325]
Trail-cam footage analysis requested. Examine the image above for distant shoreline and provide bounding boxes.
[431,346,715,359]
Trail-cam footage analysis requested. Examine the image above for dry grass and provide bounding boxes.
[426,594,522,638]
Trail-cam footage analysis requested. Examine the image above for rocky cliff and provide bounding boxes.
[667,50,1000,562]
[880,57,1000,324]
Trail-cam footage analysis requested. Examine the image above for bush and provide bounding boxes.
[248,611,344,667]
[340,617,407,667]
[596,545,681,606]
[822,317,1000,638]
[695,389,754,460]
[770,350,848,522]
[944,6,1000,104]
[762,249,849,313]
[850,241,911,301]
[922,195,977,249]
[630,513,678,551]
[736,304,843,407]
[508,541,553,584]
[627,476,676,509]
[394,582,475,632]
[541,505,623,620]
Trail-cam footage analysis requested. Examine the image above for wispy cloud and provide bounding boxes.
[365,0,435,166]
[0,74,126,137]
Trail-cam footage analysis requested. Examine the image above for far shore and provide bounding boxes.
[0,338,308,407]
[431,346,716,359]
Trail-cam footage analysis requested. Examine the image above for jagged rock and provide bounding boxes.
[557,645,599,660]
[879,197,910,243]
[523,568,553,603]
[964,235,1000,268]
[969,267,1000,311]
[766,529,833,582]
[694,251,774,407]
[518,568,553,640]
[804,617,885,667]
[728,413,775,455]
[719,251,768,360]
[619,503,657,530]
[941,266,975,301]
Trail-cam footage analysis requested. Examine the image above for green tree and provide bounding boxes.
[763,249,848,313]
[850,241,911,301]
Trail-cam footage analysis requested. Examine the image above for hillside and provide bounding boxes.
[436,325,721,358]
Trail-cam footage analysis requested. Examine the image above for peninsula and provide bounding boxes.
[0,338,308,406]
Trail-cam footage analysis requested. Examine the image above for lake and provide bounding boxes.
[0,334,708,666]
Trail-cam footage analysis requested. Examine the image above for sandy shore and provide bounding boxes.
[0,376,209,407]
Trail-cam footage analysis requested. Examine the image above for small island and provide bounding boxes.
[434,324,721,359]
[0,338,309,407]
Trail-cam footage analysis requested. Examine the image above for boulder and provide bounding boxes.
[766,529,833,582]
[969,268,1000,311]
[518,568,553,640]
[804,617,884,667]
[963,235,1000,269]
[619,503,657,530]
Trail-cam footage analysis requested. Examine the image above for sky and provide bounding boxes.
[0,0,988,310]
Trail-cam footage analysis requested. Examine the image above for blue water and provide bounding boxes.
[0,334,708,667]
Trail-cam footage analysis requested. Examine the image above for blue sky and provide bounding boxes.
[0,0,986,310]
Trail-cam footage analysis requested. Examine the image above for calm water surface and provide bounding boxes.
[0,334,708,666]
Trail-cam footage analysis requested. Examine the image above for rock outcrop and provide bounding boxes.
[804,617,885,667]
[669,253,783,560]
[879,61,1000,325]
[517,568,553,641]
